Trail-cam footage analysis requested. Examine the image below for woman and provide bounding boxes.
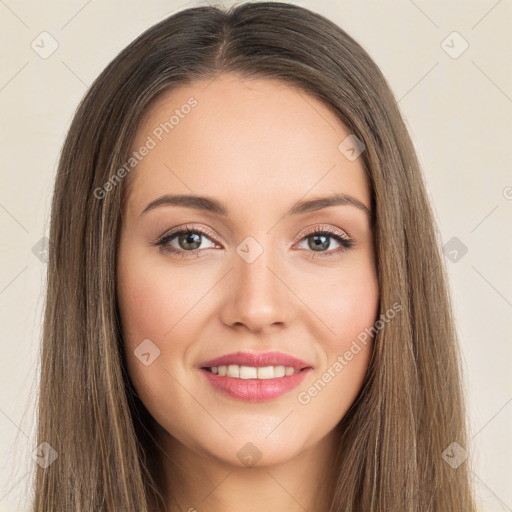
[33,2,475,511]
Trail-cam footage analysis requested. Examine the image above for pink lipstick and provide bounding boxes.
[199,351,313,402]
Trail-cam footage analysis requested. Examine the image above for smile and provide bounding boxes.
[199,351,313,402]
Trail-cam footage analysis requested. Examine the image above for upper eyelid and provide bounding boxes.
[301,225,351,240]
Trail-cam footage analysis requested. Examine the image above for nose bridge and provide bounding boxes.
[222,235,288,331]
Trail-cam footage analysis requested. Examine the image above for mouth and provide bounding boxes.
[199,351,313,402]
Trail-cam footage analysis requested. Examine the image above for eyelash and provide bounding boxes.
[154,224,355,259]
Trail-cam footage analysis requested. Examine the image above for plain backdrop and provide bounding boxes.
[0,1,511,510]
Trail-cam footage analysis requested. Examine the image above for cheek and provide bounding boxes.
[295,275,378,427]
[297,259,378,400]
[328,277,379,344]
[117,253,201,428]
[302,259,379,352]
[116,250,188,387]
[117,251,200,348]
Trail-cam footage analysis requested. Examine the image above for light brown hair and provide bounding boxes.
[33,2,475,510]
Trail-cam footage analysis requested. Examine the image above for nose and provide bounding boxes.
[219,243,290,334]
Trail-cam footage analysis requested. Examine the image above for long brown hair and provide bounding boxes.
[33,2,475,510]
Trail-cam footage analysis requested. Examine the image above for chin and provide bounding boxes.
[196,429,314,469]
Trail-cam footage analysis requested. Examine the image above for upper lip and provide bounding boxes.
[200,351,312,370]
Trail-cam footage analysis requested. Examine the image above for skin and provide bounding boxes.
[117,73,379,512]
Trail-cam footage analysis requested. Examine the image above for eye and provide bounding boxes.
[154,224,355,258]
[295,226,354,258]
[155,225,218,257]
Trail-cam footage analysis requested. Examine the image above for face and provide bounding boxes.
[117,74,379,469]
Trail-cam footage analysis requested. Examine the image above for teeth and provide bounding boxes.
[240,366,258,379]
[208,365,298,379]
[257,366,275,379]
[227,364,239,378]
[274,365,285,378]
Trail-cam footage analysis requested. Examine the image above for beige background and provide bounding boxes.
[1,0,511,510]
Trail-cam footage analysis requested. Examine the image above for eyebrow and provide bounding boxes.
[139,193,371,218]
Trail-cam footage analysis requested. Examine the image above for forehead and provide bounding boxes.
[124,74,370,219]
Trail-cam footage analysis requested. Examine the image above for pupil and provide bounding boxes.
[180,232,201,250]
[309,234,329,251]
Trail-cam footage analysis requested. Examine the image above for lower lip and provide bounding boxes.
[200,368,311,402]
